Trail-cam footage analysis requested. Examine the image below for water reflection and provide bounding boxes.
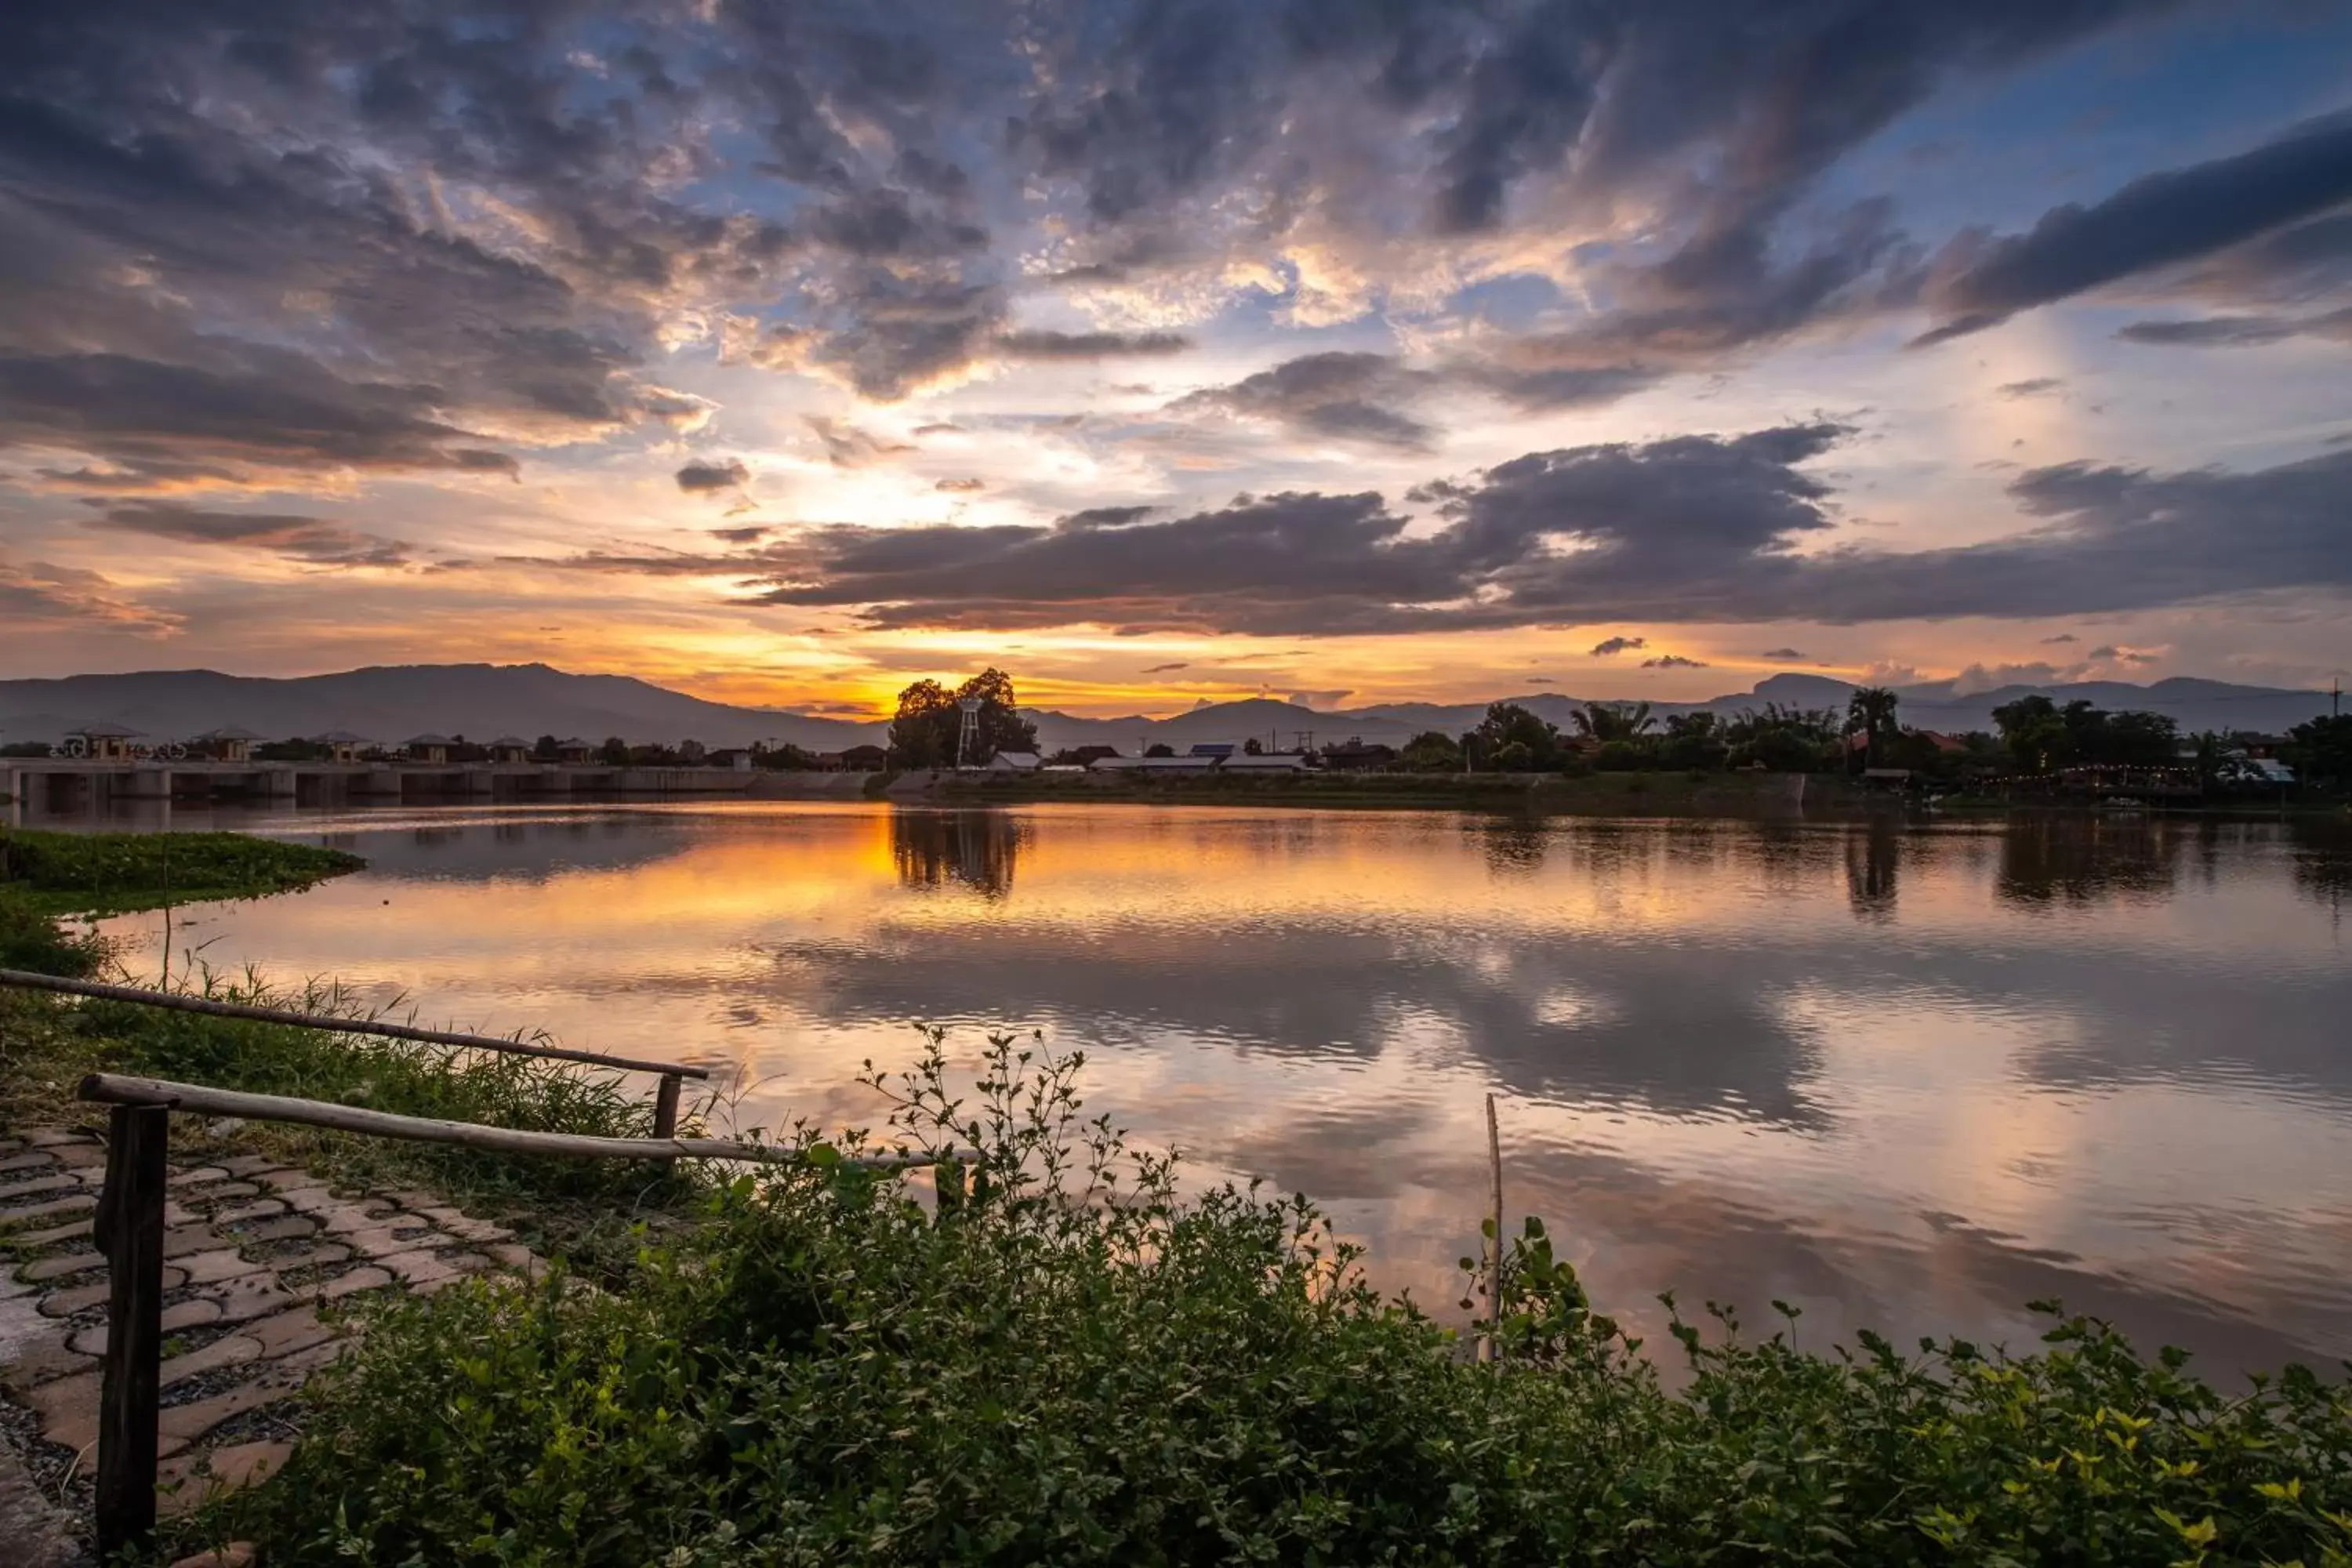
[73,800,2352,1374]
[891,810,1024,898]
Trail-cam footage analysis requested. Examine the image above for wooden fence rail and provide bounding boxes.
[71,1072,967,1556]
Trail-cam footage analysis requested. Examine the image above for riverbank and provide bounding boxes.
[908,766,1828,815]
[0,829,365,918]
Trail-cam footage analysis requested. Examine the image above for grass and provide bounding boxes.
[154,1031,2352,1567]
[0,827,364,916]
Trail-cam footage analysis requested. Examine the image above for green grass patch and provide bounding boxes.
[0,827,364,916]
[174,1034,2352,1568]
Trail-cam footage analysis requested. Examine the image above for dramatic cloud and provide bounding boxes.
[1919,114,2352,343]
[2042,633,2080,644]
[806,419,916,469]
[1590,637,1648,656]
[1142,661,1189,673]
[1998,378,2064,399]
[1759,648,1808,660]
[935,477,987,492]
[996,331,1192,360]
[1168,354,1437,450]
[557,425,2352,637]
[2118,308,2352,347]
[675,459,750,493]
[89,502,412,568]
[0,556,177,635]
[1642,655,1708,669]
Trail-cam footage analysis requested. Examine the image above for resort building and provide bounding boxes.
[984,751,1042,772]
[555,738,597,764]
[488,736,532,764]
[404,733,453,764]
[192,726,267,763]
[312,730,370,764]
[66,722,144,760]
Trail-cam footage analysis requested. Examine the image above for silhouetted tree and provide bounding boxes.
[1569,701,1654,744]
[888,668,1040,768]
[1846,687,1899,769]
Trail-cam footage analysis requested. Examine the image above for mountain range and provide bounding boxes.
[0,664,2336,756]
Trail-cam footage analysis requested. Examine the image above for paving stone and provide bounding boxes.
[0,1151,57,1174]
[314,1265,394,1301]
[212,1196,288,1224]
[254,1167,324,1192]
[160,1442,290,1518]
[178,1247,269,1287]
[194,1181,263,1202]
[245,1306,335,1359]
[0,1173,78,1201]
[45,1142,107,1169]
[69,1294,223,1356]
[198,1273,296,1326]
[0,1323,93,1388]
[20,1130,98,1148]
[158,1342,340,1441]
[164,1221,235,1259]
[18,1249,104,1283]
[257,1240,350,1271]
[41,1265,191,1317]
[417,1208,513,1243]
[234,1214,319,1243]
[338,1223,446,1260]
[216,1155,289,1178]
[0,1193,98,1232]
[10,1216,93,1247]
[376,1249,477,1288]
[314,1200,403,1236]
[165,1166,229,1189]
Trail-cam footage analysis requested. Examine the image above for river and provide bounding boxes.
[56,800,2352,1374]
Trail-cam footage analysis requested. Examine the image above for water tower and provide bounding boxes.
[957,697,983,768]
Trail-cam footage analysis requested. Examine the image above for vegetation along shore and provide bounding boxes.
[2,827,2349,1564]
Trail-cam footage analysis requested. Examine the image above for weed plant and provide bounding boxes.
[187,1033,2352,1567]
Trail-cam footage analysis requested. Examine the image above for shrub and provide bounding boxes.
[192,1034,2352,1567]
[0,828,361,914]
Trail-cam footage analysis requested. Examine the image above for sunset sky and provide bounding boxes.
[3,1,2349,717]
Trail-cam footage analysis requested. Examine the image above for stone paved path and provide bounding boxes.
[0,1123,539,1541]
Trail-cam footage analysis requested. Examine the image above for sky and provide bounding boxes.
[2,0,2349,719]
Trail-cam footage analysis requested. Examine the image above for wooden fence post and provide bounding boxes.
[652,1073,683,1141]
[95,1103,169,1559]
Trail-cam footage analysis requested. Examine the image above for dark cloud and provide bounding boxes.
[806,417,916,468]
[1642,655,1708,669]
[1590,637,1648,656]
[1760,647,1808,660]
[1998,377,2064,399]
[1918,114,2352,343]
[1167,352,1437,450]
[935,477,986,492]
[995,330,1192,359]
[586,423,2352,636]
[2118,307,2352,347]
[88,501,412,568]
[1142,661,1189,673]
[0,555,176,633]
[710,525,770,543]
[2042,633,2078,643]
[675,458,750,492]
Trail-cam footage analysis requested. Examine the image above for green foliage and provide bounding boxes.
[890,669,1040,768]
[187,1036,2352,1567]
[0,886,102,976]
[1397,730,1463,771]
[1991,698,2182,773]
[2288,714,2352,792]
[1474,702,1565,769]
[1846,686,1900,768]
[1570,700,1656,745]
[0,828,362,915]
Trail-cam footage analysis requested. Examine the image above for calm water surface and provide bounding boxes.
[64,800,2352,1372]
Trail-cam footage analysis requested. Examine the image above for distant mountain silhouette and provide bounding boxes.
[0,662,2332,756]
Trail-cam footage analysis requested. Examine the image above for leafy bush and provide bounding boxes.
[192,1035,2352,1567]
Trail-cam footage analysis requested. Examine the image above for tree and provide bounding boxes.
[1991,695,2068,771]
[532,735,560,763]
[1846,687,1899,770]
[1660,712,1728,771]
[1144,742,1175,758]
[1491,740,1535,771]
[888,668,1040,768]
[1243,737,1264,755]
[1570,702,1653,744]
[598,735,630,766]
[2100,710,2179,768]
[1478,702,1563,768]
[1398,731,1462,771]
[2285,714,2352,791]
